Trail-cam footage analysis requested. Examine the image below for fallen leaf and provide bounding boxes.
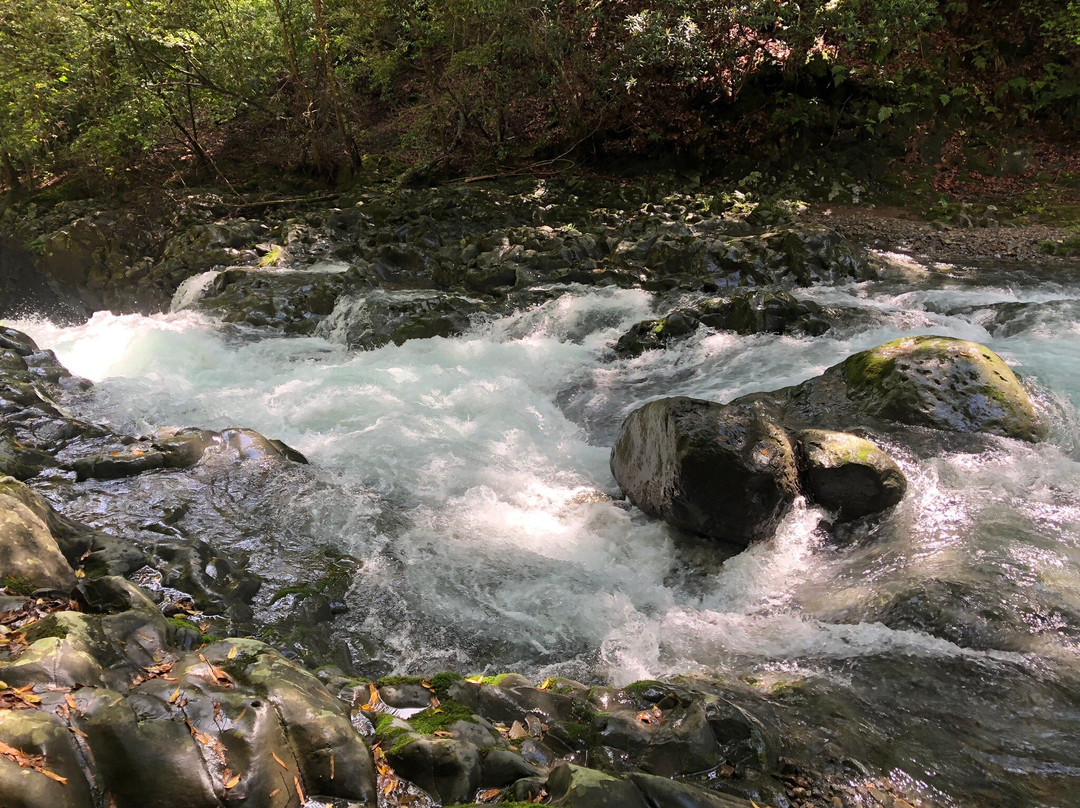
[67,726,89,739]
[478,787,503,801]
[508,720,528,740]
[433,730,454,738]
[15,685,41,704]
[382,779,396,797]
[224,773,241,789]
[294,776,305,803]
[539,678,554,690]
[227,646,238,660]
[330,752,335,780]
[64,693,77,710]
[272,751,288,770]
[197,653,233,687]
[38,767,67,784]
[363,683,382,710]
[268,787,281,798]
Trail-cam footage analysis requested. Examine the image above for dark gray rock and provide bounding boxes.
[628,772,755,808]
[595,700,720,777]
[385,736,480,804]
[797,429,907,519]
[480,747,545,788]
[610,398,800,545]
[0,630,379,808]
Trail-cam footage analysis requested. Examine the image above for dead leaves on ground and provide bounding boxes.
[636,705,665,725]
[0,683,42,710]
[196,653,234,688]
[0,738,67,784]
[129,658,177,689]
[0,596,79,659]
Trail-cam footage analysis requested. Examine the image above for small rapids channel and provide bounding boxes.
[14,251,1080,808]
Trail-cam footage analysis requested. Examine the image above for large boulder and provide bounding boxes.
[827,336,1043,441]
[610,399,800,545]
[0,476,76,592]
[740,336,1046,443]
[0,619,379,808]
[796,430,907,519]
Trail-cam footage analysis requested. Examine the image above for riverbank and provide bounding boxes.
[2,173,1080,807]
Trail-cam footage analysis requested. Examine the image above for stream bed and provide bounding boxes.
[13,250,1080,808]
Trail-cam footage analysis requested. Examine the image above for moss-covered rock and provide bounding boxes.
[797,429,907,519]
[837,336,1045,441]
[740,336,1046,445]
[610,398,800,545]
[0,476,76,592]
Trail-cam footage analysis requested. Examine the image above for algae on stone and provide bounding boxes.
[839,336,1045,441]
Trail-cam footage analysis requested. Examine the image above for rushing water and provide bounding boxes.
[12,252,1080,807]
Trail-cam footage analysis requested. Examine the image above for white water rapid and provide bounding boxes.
[11,252,1080,806]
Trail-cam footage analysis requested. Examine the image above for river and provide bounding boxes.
[13,249,1080,807]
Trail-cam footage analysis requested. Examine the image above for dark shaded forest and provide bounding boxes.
[2,0,1079,196]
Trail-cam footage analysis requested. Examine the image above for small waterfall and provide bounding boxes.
[170,270,221,312]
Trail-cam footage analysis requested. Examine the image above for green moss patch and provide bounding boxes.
[406,698,477,735]
[1,576,35,596]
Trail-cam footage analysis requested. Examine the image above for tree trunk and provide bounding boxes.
[1,151,21,191]
[310,0,360,165]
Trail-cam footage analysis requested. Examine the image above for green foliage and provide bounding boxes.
[1,576,35,595]
[1,0,1076,188]
[1038,232,1080,255]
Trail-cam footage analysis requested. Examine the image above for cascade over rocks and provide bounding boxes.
[614,290,832,358]
[612,336,1037,543]
[7,180,875,346]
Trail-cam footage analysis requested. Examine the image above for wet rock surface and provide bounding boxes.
[741,335,1047,442]
[611,334,1038,541]
[610,398,801,546]
[796,430,907,520]
[613,290,832,358]
[7,180,875,345]
[2,170,1064,808]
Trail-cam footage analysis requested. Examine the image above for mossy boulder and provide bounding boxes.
[0,476,76,592]
[740,336,1047,444]
[610,399,799,545]
[836,336,1045,441]
[797,430,907,519]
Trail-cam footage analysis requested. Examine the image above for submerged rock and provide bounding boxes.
[610,398,800,545]
[614,290,831,357]
[797,429,907,519]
